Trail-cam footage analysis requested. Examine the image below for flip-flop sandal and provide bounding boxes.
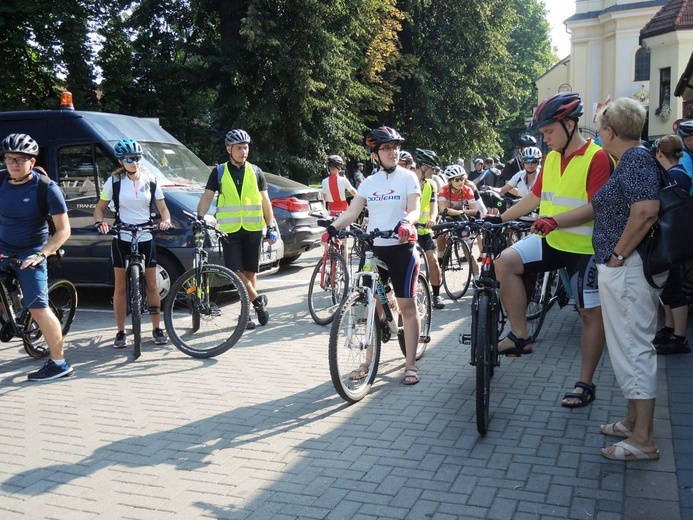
[498,332,533,357]
[350,363,370,381]
[600,421,633,438]
[403,367,419,385]
[602,440,659,461]
[561,381,596,408]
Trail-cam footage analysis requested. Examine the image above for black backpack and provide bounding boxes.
[111,176,157,224]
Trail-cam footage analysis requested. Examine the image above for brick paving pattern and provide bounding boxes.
[0,248,686,519]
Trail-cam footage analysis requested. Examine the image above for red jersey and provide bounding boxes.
[438,184,475,211]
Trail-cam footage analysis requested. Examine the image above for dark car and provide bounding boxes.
[266,173,325,264]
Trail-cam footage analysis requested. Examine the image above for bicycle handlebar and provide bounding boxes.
[335,227,394,241]
[107,222,159,236]
[431,217,533,235]
[182,210,227,238]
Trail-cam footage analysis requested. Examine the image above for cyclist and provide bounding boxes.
[94,138,172,348]
[677,120,693,186]
[321,154,356,216]
[352,161,366,188]
[325,126,422,385]
[398,150,415,171]
[469,158,485,182]
[501,135,537,183]
[499,146,542,198]
[413,149,445,309]
[489,92,612,408]
[474,157,503,188]
[0,133,72,381]
[196,129,276,330]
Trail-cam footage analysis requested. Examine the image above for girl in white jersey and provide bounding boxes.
[321,154,356,216]
[93,138,172,349]
[326,126,423,385]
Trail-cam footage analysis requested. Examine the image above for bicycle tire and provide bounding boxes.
[329,291,380,403]
[164,264,250,358]
[308,249,349,325]
[442,239,472,300]
[131,266,143,359]
[22,279,78,359]
[475,293,492,435]
[398,273,431,360]
[526,271,558,343]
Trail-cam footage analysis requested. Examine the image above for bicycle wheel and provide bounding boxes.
[130,266,143,359]
[526,271,558,343]
[442,239,472,300]
[164,264,250,358]
[398,273,431,360]
[22,279,78,359]
[329,291,381,403]
[308,250,348,325]
[475,293,492,435]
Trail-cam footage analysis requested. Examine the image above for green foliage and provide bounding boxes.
[0,0,556,180]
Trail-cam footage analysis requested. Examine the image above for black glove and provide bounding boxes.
[483,215,503,224]
[326,225,338,239]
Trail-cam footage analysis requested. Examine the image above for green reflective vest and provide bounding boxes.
[216,162,264,233]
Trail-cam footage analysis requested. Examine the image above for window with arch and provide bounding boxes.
[634,47,650,81]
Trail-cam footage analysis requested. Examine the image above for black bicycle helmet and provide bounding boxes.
[399,150,414,164]
[225,129,251,145]
[516,134,537,147]
[678,120,693,138]
[113,138,143,159]
[326,154,344,168]
[534,92,583,129]
[1,133,39,156]
[364,126,405,152]
[416,148,439,167]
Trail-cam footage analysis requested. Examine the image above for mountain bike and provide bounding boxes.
[0,253,77,359]
[432,218,533,435]
[163,211,250,358]
[328,227,431,403]
[433,218,477,300]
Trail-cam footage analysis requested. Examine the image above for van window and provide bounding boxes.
[57,145,113,201]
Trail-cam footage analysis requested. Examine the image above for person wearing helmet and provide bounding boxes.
[94,138,173,349]
[414,151,445,309]
[501,134,538,183]
[677,120,693,180]
[352,161,366,188]
[322,154,356,217]
[473,157,503,189]
[325,126,423,385]
[398,151,415,171]
[488,92,613,409]
[469,157,485,183]
[0,134,72,381]
[196,129,276,329]
[499,146,542,198]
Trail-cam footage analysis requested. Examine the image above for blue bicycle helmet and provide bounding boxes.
[678,120,693,138]
[225,129,252,145]
[114,138,143,159]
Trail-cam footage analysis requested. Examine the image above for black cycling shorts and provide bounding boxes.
[221,229,263,273]
[111,238,157,269]
[372,243,420,298]
[417,233,436,252]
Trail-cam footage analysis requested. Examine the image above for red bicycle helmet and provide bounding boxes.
[533,92,584,128]
[365,126,405,152]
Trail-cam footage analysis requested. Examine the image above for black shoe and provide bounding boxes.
[433,295,445,309]
[656,336,691,355]
[254,296,269,326]
[246,319,256,330]
[28,360,73,382]
[653,326,674,346]
[152,328,168,345]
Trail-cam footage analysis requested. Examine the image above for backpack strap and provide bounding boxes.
[217,164,225,194]
[112,177,122,224]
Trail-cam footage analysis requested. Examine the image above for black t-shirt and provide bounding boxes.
[205,161,268,193]
[501,157,522,182]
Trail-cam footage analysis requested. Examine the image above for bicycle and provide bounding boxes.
[0,253,77,359]
[433,217,477,300]
[163,211,250,358]
[328,227,431,403]
[525,268,572,343]
[432,218,533,435]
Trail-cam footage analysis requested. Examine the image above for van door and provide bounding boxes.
[53,143,116,285]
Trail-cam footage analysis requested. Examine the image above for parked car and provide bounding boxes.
[266,173,325,264]
[0,94,283,299]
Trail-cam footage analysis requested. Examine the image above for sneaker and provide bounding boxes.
[28,360,73,382]
[113,330,127,349]
[153,328,168,345]
[656,335,691,355]
[254,296,269,326]
[653,326,674,346]
[246,318,256,330]
[433,295,446,309]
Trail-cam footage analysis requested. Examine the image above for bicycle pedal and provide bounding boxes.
[460,333,471,345]
[419,335,431,344]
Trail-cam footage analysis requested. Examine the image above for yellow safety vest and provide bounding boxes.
[418,180,434,235]
[539,141,602,254]
[216,162,265,233]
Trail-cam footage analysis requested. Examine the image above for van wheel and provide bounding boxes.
[156,253,183,302]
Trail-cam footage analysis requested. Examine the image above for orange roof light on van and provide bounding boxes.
[60,91,74,110]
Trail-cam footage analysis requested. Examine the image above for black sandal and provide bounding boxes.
[498,332,533,357]
[562,381,596,408]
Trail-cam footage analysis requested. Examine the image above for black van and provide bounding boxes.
[0,98,283,297]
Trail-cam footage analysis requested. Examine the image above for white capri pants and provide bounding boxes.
[597,253,664,400]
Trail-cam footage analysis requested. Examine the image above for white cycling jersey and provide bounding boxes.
[356,166,420,246]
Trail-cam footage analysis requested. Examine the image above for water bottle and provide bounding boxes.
[363,251,373,272]
[384,284,399,334]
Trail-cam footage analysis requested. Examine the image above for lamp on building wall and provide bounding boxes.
[558,83,572,93]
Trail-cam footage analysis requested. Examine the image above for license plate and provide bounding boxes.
[310,201,324,212]
[261,248,277,264]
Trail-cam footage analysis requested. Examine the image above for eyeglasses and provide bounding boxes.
[3,157,32,165]
[379,144,401,153]
[450,177,463,182]
[123,156,143,163]
[524,159,540,164]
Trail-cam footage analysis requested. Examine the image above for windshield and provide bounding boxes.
[116,141,212,190]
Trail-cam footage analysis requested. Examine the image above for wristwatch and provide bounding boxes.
[612,251,625,261]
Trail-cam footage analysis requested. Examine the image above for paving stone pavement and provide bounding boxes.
[0,247,687,519]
